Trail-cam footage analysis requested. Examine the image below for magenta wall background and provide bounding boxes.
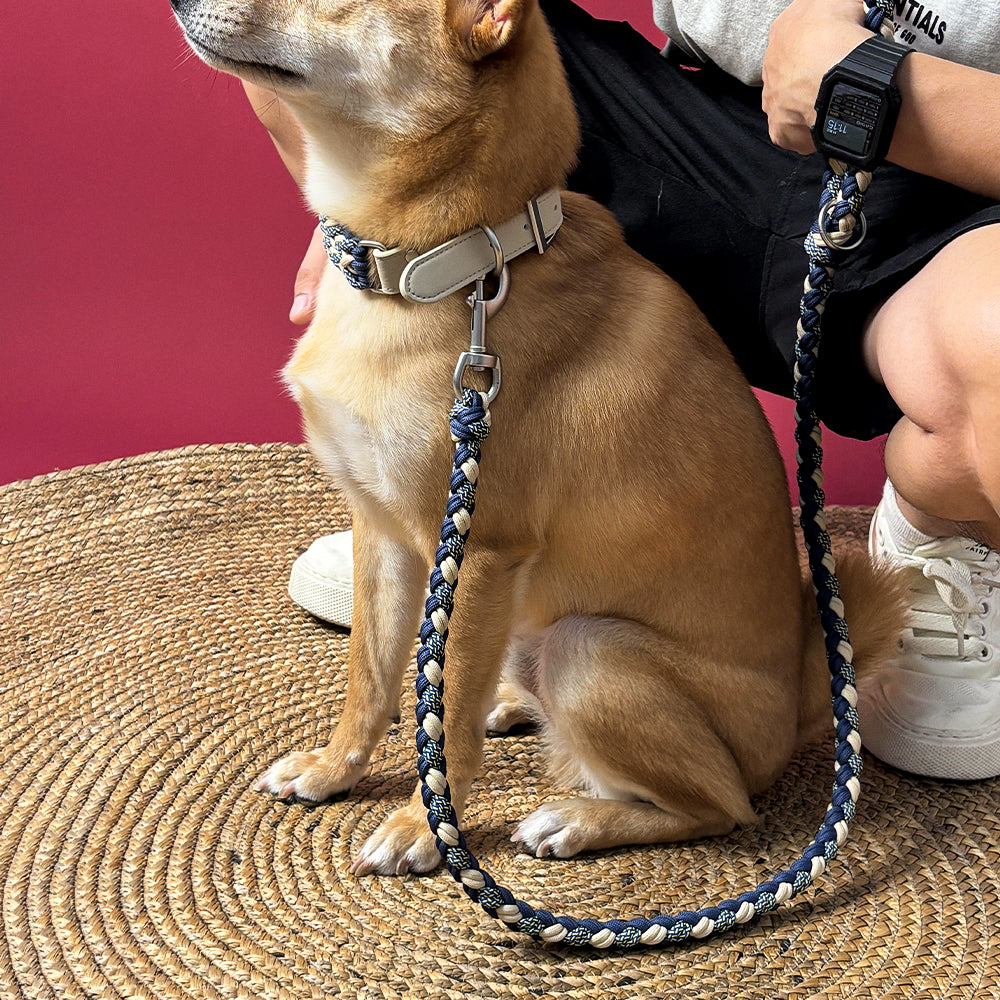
[3,0,887,502]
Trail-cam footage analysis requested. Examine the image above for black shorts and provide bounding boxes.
[543,0,1000,439]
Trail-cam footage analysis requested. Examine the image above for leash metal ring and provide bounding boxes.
[480,224,505,277]
[817,201,868,251]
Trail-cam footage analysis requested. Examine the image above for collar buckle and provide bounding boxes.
[526,196,555,254]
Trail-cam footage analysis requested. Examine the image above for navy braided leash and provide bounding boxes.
[318,218,374,291]
[412,0,896,949]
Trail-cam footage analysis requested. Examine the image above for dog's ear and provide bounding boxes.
[447,0,535,61]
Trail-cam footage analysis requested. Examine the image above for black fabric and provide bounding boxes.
[542,0,1000,440]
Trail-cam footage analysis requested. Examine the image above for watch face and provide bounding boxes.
[821,82,883,158]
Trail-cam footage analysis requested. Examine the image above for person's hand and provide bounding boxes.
[289,225,327,325]
[762,0,871,154]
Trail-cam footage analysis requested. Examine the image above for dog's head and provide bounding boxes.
[172,0,547,136]
[172,0,577,241]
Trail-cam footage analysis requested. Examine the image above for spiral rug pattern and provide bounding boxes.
[3,443,1000,998]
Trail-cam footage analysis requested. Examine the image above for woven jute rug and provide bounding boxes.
[3,443,999,999]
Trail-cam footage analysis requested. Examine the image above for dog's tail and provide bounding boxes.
[797,549,911,745]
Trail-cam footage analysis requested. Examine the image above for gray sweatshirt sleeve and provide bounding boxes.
[652,0,792,85]
[653,1,1000,84]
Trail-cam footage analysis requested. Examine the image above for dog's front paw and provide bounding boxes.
[352,800,441,876]
[511,800,591,859]
[254,746,368,802]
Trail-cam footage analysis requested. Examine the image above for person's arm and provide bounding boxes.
[242,80,308,185]
[888,55,1000,200]
[242,81,325,324]
[762,0,1000,201]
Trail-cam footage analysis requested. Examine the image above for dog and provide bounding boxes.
[172,0,907,875]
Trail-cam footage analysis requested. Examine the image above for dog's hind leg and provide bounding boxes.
[513,616,776,859]
[486,633,544,734]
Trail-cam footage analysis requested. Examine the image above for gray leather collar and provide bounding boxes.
[323,189,563,303]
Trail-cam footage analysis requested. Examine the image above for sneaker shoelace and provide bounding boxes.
[909,555,1000,661]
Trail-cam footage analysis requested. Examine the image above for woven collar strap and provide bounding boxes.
[318,188,562,303]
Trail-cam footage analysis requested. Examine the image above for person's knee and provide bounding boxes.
[866,224,1000,438]
[871,225,1000,530]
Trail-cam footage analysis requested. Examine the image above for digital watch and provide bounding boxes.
[811,34,912,169]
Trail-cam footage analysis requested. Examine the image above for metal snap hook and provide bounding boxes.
[467,264,510,323]
[455,263,509,405]
[453,353,502,405]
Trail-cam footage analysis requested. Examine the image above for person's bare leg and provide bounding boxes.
[863,225,1000,548]
[860,223,1000,779]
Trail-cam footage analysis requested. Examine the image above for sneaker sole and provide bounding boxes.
[288,554,353,628]
[859,669,1000,781]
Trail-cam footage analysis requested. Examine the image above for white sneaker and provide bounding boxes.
[288,530,354,628]
[860,481,1000,780]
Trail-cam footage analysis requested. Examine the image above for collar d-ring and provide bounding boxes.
[480,224,505,277]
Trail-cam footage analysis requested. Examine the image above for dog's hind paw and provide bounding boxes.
[254,746,368,802]
[485,681,539,734]
[352,800,441,876]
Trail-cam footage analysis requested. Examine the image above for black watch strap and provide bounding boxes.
[839,34,911,85]
[811,34,912,169]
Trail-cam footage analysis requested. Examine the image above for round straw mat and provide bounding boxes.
[3,443,1000,999]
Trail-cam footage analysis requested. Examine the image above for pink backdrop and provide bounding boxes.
[3,0,887,502]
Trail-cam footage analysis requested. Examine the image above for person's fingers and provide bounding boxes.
[290,225,327,325]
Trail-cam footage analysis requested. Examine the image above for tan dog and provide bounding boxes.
[173,0,906,875]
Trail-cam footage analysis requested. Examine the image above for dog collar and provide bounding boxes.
[319,188,563,303]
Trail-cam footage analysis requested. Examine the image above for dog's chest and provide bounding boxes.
[290,374,419,512]
[282,304,441,523]
[303,394,387,495]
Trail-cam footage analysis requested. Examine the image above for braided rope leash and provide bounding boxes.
[795,0,897,809]
[318,218,375,291]
[413,0,897,949]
